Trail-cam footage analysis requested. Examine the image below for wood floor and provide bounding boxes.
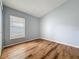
[1,39,79,59]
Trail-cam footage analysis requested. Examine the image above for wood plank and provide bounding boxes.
[1,39,79,59]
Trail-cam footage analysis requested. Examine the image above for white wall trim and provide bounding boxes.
[41,37,79,49]
[3,37,79,49]
[3,37,40,48]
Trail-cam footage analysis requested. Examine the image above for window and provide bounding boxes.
[10,15,25,39]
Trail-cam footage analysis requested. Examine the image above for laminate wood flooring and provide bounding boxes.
[1,39,79,59]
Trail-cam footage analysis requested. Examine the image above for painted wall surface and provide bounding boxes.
[3,6,40,46]
[41,0,79,47]
[0,0,2,56]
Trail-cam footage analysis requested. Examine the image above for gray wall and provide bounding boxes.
[41,0,79,47]
[0,0,2,55]
[3,6,40,46]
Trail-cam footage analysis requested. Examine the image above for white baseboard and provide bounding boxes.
[3,37,79,49]
[3,38,40,48]
[41,37,79,49]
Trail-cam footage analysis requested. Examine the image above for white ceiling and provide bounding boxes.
[3,0,67,17]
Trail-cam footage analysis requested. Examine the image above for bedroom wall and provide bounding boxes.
[0,0,2,55]
[41,0,79,47]
[3,6,40,47]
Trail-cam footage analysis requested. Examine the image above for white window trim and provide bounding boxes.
[10,15,25,39]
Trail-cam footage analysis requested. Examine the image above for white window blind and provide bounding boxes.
[10,15,25,39]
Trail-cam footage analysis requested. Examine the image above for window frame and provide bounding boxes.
[10,15,25,39]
